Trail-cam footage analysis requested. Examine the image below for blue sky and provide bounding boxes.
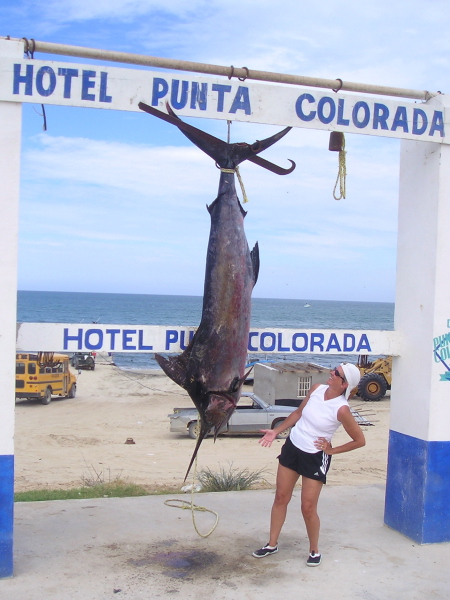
[2,0,449,302]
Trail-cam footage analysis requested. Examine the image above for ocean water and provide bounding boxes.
[17,290,394,370]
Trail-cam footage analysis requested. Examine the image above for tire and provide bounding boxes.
[188,421,201,439]
[68,384,77,399]
[358,373,387,401]
[41,387,52,405]
[272,418,291,439]
[86,358,94,370]
[188,421,213,439]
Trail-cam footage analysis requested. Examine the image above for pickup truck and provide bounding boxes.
[168,392,296,440]
[71,352,96,370]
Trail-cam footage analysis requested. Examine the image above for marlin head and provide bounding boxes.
[183,391,237,481]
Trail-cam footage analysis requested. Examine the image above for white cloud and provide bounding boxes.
[24,134,213,196]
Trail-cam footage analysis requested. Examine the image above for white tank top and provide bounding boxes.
[290,385,348,454]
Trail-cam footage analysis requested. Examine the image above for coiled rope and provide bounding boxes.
[164,431,219,538]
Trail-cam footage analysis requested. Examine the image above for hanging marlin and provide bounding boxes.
[139,102,295,479]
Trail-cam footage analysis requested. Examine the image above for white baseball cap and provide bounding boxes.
[340,363,361,399]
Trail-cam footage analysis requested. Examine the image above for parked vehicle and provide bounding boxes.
[168,392,296,439]
[356,355,392,401]
[275,398,301,407]
[71,352,96,370]
[15,352,77,405]
[272,356,392,403]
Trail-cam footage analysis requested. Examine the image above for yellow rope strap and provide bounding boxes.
[333,139,347,200]
[221,166,249,203]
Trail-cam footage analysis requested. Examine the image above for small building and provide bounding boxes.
[253,361,330,404]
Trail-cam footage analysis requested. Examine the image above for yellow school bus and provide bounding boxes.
[15,352,77,405]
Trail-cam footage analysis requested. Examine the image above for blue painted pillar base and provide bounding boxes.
[384,430,450,544]
[0,455,14,578]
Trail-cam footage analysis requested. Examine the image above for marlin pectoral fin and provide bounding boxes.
[251,242,260,285]
[228,366,254,394]
[229,376,240,393]
[155,353,188,388]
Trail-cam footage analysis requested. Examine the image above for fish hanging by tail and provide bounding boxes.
[139,102,295,478]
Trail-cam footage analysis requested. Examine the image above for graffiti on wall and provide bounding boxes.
[433,321,450,381]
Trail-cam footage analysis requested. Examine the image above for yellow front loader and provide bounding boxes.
[355,355,392,401]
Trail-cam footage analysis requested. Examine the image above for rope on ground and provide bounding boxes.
[164,438,219,538]
[164,497,219,538]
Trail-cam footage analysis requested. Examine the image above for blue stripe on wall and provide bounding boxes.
[0,454,14,578]
[384,430,450,544]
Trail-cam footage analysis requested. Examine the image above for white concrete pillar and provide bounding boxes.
[0,38,22,577]
[385,94,450,542]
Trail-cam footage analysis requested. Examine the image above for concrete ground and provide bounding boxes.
[2,485,448,600]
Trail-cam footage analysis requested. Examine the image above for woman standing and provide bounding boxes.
[253,363,364,566]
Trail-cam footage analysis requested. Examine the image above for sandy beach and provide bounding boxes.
[14,354,391,493]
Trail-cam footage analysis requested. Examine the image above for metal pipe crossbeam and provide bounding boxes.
[2,36,436,101]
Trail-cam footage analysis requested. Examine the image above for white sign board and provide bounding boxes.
[16,323,401,356]
[0,57,447,143]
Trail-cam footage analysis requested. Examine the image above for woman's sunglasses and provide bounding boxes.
[333,368,346,384]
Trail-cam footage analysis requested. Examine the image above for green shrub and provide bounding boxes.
[197,463,267,492]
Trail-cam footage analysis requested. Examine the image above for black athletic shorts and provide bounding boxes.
[278,436,332,483]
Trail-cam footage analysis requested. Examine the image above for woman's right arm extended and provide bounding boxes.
[258,384,319,448]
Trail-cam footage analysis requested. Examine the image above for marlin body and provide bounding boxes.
[159,171,259,475]
[139,102,295,478]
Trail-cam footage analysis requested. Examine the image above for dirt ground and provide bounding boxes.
[14,354,391,492]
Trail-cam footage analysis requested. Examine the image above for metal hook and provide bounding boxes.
[238,67,249,82]
[247,155,296,175]
[21,37,36,58]
[138,102,296,175]
[332,78,343,93]
[21,37,29,56]
[229,66,249,81]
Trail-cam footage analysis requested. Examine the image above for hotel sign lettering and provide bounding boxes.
[16,323,401,356]
[0,58,447,144]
